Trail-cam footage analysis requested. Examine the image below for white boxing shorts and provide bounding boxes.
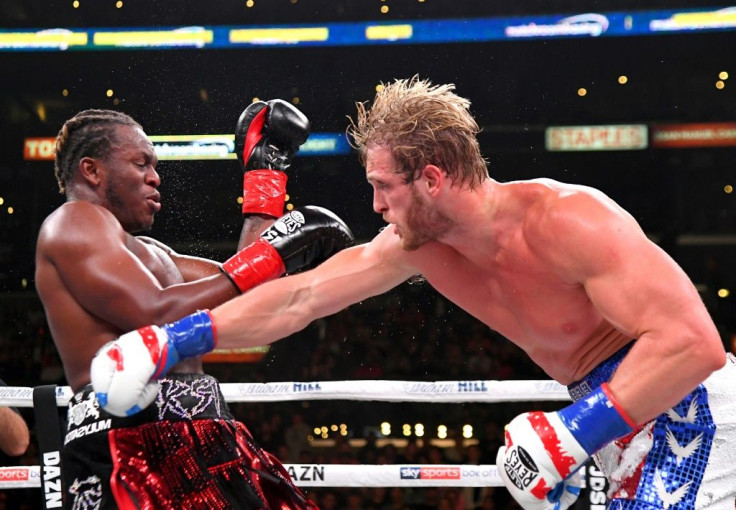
[568,346,736,510]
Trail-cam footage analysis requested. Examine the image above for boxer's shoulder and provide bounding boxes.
[42,201,121,234]
[38,201,125,255]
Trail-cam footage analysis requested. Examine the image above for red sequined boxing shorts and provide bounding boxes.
[62,373,318,509]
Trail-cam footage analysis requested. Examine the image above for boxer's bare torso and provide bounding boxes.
[36,202,224,391]
[363,180,632,383]
[405,221,633,384]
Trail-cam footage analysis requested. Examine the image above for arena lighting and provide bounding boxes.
[718,288,730,298]
[618,75,628,84]
[229,27,328,44]
[650,7,736,32]
[380,422,391,436]
[0,197,4,205]
[577,87,587,96]
[36,104,46,122]
[23,132,352,161]
[93,28,214,48]
[365,24,412,41]
[462,424,473,439]
[402,424,411,437]
[414,423,425,437]
[437,425,447,439]
[720,71,730,80]
[716,80,726,89]
[5,7,736,53]
[725,185,733,194]
[0,29,87,50]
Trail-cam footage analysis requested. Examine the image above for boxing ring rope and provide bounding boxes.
[0,379,571,490]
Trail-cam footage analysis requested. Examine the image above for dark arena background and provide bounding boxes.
[0,1,735,508]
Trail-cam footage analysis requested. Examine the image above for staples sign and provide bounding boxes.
[546,125,648,151]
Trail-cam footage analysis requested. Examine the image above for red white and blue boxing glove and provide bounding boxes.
[496,383,636,510]
[90,310,216,417]
[235,99,310,218]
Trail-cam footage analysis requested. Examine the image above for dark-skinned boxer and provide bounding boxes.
[37,101,352,509]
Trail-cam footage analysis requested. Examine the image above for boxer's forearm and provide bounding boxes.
[608,329,725,425]
[212,274,316,349]
[211,242,413,349]
[238,214,275,251]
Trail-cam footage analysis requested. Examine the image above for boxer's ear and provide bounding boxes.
[420,164,444,196]
[78,156,101,187]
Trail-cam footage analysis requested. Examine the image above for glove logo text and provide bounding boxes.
[265,211,306,242]
[504,446,540,491]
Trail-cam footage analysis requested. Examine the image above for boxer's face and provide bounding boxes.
[100,125,161,233]
[366,144,450,251]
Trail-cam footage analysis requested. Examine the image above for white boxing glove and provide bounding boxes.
[496,383,636,510]
[90,310,216,417]
[496,413,585,510]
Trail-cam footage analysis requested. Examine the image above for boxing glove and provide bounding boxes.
[221,205,355,292]
[235,99,310,217]
[496,383,635,510]
[91,310,215,417]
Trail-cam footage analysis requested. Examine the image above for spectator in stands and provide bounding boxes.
[0,378,30,458]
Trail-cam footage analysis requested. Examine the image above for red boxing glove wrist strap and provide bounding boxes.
[242,170,287,217]
[221,238,286,293]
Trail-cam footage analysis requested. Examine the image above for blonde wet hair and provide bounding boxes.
[348,76,488,189]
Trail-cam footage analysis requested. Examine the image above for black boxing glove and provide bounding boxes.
[221,206,354,292]
[235,99,310,217]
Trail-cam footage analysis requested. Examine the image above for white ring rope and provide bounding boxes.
[0,379,571,490]
[0,379,570,407]
[0,464,505,489]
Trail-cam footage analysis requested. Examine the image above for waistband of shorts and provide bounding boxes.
[566,342,634,402]
[66,373,232,434]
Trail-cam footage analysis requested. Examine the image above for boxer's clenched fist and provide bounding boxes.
[221,205,355,292]
[90,310,216,416]
[497,383,635,510]
[496,412,585,510]
[236,99,310,217]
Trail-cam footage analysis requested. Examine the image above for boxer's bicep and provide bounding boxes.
[168,253,222,280]
[136,235,221,281]
[46,213,168,329]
